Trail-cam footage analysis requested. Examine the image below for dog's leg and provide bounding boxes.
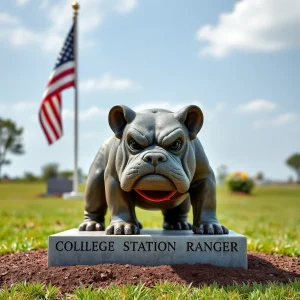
[78,146,108,231]
[105,176,140,235]
[162,198,192,230]
[190,173,228,234]
[78,166,107,231]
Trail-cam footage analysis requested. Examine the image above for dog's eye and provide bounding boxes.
[129,139,143,150]
[168,140,182,151]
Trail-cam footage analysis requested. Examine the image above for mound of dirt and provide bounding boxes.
[0,250,299,294]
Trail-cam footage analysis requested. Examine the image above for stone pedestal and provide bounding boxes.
[48,229,247,269]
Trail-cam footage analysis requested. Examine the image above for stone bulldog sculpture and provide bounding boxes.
[79,104,229,235]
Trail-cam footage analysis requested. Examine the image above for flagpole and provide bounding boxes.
[72,1,79,194]
[63,2,83,200]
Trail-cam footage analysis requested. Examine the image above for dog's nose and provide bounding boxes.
[143,152,167,167]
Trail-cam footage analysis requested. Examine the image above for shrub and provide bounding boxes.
[226,171,255,194]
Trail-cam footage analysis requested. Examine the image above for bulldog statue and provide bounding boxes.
[79,105,228,235]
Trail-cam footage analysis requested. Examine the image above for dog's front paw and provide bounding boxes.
[163,220,192,230]
[105,222,140,235]
[78,221,105,231]
[192,223,229,235]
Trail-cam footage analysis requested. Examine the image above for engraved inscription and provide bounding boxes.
[55,240,238,253]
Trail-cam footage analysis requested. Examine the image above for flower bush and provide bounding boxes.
[226,171,255,194]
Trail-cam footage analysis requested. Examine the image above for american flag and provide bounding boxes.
[39,23,75,145]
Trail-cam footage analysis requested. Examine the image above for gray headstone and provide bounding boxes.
[48,229,247,269]
[47,178,73,195]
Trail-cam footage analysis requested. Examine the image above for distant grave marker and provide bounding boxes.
[47,178,73,196]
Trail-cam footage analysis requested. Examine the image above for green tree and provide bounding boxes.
[59,170,73,179]
[41,163,59,180]
[23,171,39,182]
[0,118,25,180]
[59,168,84,181]
[256,172,264,181]
[286,153,300,183]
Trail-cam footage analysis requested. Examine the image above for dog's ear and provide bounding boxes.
[109,105,136,138]
[174,105,203,140]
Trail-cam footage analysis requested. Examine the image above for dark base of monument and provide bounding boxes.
[48,229,248,269]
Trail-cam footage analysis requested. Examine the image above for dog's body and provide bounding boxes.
[79,105,228,235]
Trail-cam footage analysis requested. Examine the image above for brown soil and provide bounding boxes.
[0,250,299,294]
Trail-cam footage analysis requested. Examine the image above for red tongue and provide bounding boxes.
[135,190,177,202]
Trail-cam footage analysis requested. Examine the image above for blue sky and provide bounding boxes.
[0,0,299,181]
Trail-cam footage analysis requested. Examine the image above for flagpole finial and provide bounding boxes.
[72,1,80,11]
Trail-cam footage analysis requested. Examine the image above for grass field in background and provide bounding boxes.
[0,182,299,299]
[0,182,299,256]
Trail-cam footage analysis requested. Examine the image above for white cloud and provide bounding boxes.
[253,113,298,128]
[61,108,74,121]
[0,15,62,52]
[0,12,19,25]
[196,0,300,57]
[46,0,138,34]
[16,0,31,7]
[273,113,298,125]
[0,101,37,123]
[10,27,40,46]
[63,106,108,121]
[0,101,36,112]
[46,0,103,35]
[238,99,277,113]
[80,74,139,91]
[1,0,138,52]
[114,0,138,14]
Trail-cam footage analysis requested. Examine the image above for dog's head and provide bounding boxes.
[108,104,203,203]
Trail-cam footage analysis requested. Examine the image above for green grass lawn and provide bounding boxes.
[0,182,299,256]
[1,281,299,300]
[0,182,299,299]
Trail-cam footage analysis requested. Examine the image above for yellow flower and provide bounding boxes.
[231,171,249,180]
[241,172,248,180]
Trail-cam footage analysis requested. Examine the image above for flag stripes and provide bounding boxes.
[39,23,75,145]
[39,95,63,144]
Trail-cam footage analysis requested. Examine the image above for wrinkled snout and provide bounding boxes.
[143,152,167,167]
[120,149,190,194]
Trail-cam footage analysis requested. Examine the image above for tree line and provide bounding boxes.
[1,163,85,182]
[0,118,85,182]
[1,118,300,183]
